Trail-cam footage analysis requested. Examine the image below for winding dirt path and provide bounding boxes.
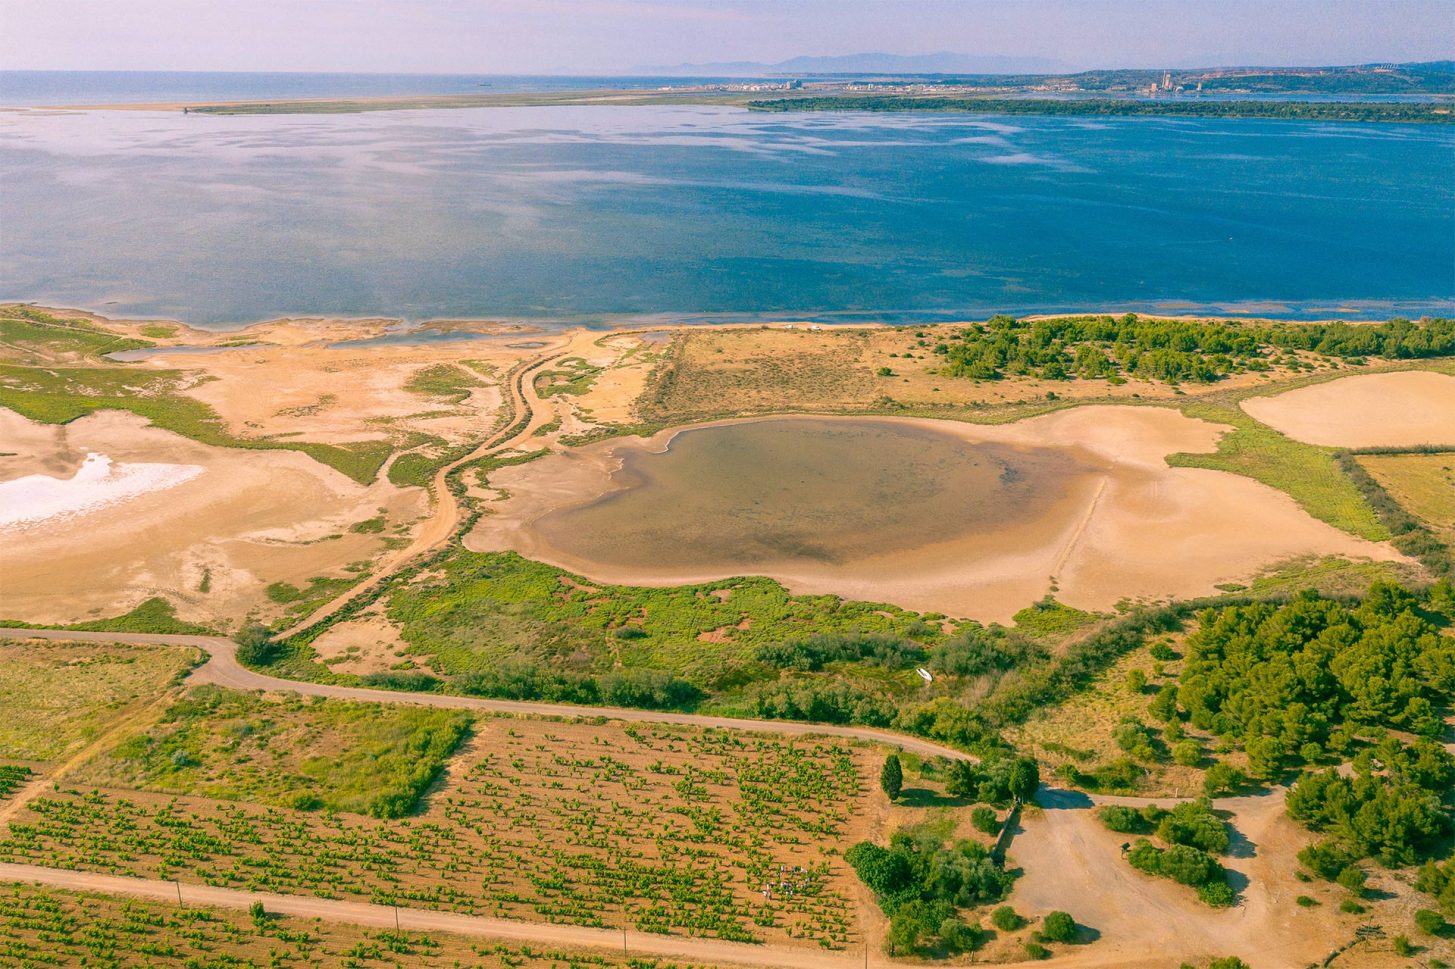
[0,628,974,762]
[272,347,568,641]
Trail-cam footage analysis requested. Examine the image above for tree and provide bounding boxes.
[234,623,279,666]
[881,754,903,801]
[1041,910,1077,943]
[1008,757,1040,803]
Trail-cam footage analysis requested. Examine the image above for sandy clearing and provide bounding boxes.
[308,608,410,675]
[164,347,509,446]
[1010,790,1345,969]
[0,409,424,625]
[1241,370,1455,448]
[469,407,1404,623]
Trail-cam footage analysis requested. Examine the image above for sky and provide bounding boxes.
[2,0,1451,74]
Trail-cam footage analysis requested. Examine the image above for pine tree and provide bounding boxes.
[881,754,903,801]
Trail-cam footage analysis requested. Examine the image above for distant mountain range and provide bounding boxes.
[638,52,1075,77]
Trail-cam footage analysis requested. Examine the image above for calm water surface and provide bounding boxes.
[534,419,1095,568]
[1,104,1450,326]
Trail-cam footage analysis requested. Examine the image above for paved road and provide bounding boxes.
[0,627,973,762]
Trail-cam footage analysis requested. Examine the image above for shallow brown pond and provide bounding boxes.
[531,417,1099,571]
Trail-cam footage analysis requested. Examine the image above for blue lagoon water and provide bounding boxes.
[1,102,1450,327]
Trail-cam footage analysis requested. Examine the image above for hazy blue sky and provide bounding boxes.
[3,0,1450,73]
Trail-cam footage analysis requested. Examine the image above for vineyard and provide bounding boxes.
[0,717,871,950]
[0,884,709,968]
[0,765,31,800]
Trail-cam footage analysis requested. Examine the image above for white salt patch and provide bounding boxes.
[0,452,205,531]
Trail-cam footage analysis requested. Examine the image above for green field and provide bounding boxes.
[73,685,471,818]
[1,718,868,948]
[0,306,152,362]
[0,639,196,763]
[0,884,705,969]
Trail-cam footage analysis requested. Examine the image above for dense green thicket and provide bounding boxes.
[925,314,1454,384]
[1286,738,1453,866]
[943,755,1040,806]
[1150,583,1455,871]
[1417,859,1455,915]
[748,96,1455,125]
[1127,839,1236,906]
[847,831,1014,955]
[1173,584,1455,777]
[1098,800,1230,854]
[1100,800,1236,905]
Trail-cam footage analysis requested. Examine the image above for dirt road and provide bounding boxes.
[0,862,871,969]
[272,348,567,640]
[0,627,973,762]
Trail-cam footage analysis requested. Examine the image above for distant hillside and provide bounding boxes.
[640,56,1455,96]
[641,52,1073,76]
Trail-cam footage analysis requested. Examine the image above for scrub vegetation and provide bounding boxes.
[0,305,152,363]
[0,639,197,763]
[72,685,472,818]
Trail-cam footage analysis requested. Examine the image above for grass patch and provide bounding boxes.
[1169,401,1387,540]
[405,362,483,403]
[0,364,391,484]
[75,685,471,818]
[0,306,151,362]
[0,640,196,762]
[137,324,178,338]
[384,549,951,690]
[534,357,602,397]
[1,596,217,636]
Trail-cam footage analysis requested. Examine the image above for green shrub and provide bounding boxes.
[1416,909,1448,935]
[990,905,1025,932]
[1040,910,1077,943]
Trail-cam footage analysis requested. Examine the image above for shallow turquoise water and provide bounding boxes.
[1,104,1450,326]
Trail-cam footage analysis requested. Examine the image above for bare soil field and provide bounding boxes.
[471,407,1405,622]
[1241,370,1455,448]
